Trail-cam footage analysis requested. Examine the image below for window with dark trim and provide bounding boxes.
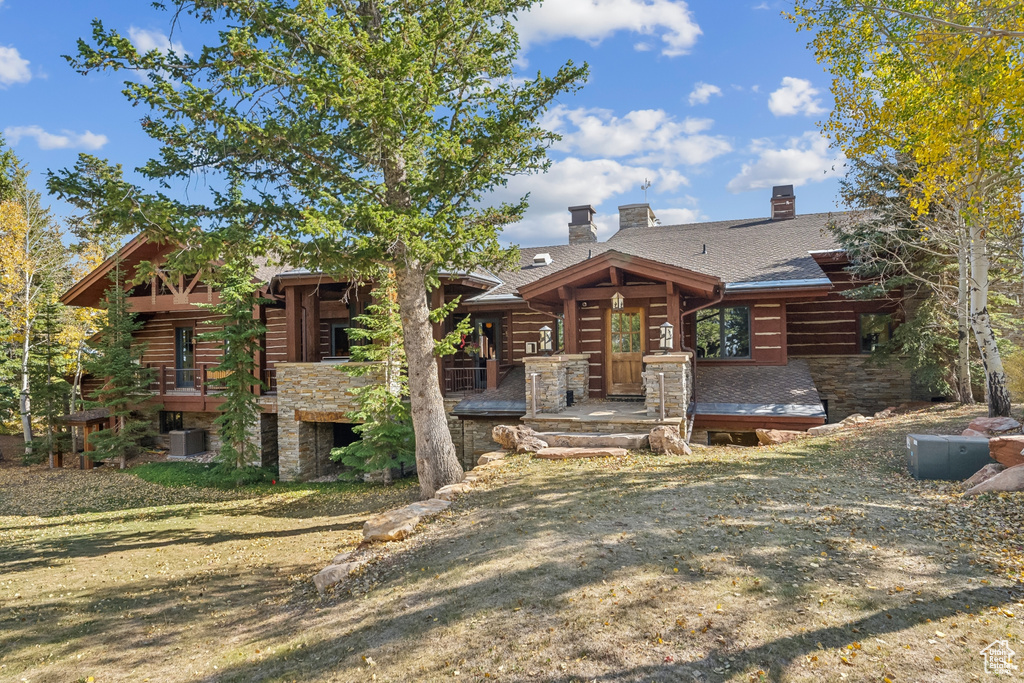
[696,307,751,359]
[859,313,892,353]
[159,411,184,433]
[330,322,352,356]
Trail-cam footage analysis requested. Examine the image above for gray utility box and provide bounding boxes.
[169,429,206,457]
[906,434,993,480]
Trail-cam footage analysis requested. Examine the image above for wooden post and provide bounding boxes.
[559,286,578,354]
[666,282,681,352]
[284,285,302,362]
[201,365,208,396]
[254,302,265,396]
[303,287,320,363]
[486,358,499,390]
[159,364,166,395]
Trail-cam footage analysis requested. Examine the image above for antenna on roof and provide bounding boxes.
[641,178,652,202]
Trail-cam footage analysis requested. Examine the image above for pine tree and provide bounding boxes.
[29,285,72,466]
[331,277,415,482]
[84,264,156,468]
[0,312,18,425]
[198,257,268,471]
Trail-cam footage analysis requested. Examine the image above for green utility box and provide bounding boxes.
[906,434,993,480]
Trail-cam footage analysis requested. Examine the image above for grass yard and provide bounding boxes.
[3,406,1024,682]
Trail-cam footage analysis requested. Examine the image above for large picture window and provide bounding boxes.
[696,307,751,359]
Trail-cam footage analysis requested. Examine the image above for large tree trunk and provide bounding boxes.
[956,240,974,404]
[394,261,463,499]
[967,221,1011,417]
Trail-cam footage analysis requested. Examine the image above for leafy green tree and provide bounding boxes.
[198,257,269,471]
[84,264,157,468]
[331,277,415,482]
[56,1,586,497]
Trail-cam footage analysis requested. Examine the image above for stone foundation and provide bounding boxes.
[457,417,512,469]
[276,362,385,481]
[798,355,916,422]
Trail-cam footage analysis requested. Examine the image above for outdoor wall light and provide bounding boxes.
[611,291,625,310]
[659,321,674,353]
[539,325,553,355]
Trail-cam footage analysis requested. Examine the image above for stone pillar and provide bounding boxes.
[523,354,590,415]
[642,352,692,418]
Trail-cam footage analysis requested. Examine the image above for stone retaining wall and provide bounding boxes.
[798,355,916,422]
[276,362,385,481]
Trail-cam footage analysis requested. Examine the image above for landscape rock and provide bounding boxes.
[477,451,506,465]
[964,464,1024,497]
[967,416,1022,435]
[492,425,548,453]
[649,426,692,455]
[533,447,628,460]
[435,483,472,501]
[961,428,989,438]
[988,435,1024,468]
[755,429,808,446]
[539,432,649,450]
[873,408,896,420]
[964,463,1007,489]
[362,499,450,543]
[329,550,357,565]
[313,561,363,594]
[808,423,844,436]
[841,413,870,425]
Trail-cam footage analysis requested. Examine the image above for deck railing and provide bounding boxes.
[444,366,487,394]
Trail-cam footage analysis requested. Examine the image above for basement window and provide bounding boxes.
[860,313,892,353]
[159,411,184,433]
[696,307,751,359]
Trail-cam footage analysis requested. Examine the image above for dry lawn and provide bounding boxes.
[3,406,1024,682]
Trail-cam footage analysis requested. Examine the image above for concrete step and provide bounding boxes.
[536,432,650,450]
[534,447,628,460]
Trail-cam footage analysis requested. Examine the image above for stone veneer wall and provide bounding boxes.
[276,362,384,481]
[459,417,510,469]
[259,413,279,468]
[641,353,693,419]
[798,355,916,422]
[524,354,590,414]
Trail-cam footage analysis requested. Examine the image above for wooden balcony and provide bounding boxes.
[442,358,509,397]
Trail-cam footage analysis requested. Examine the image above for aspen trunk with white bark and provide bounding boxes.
[956,240,974,404]
[967,221,1011,417]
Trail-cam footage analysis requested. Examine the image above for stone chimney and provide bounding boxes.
[618,203,657,231]
[770,185,796,221]
[568,204,598,245]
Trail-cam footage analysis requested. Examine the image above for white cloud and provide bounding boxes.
[727,132,843,193]
[657,207,703,225]
[544,105,731,167]
[688,81,722,106]
[753,2,771,9]
[4,125,109,151]
[492,157,695,244]
[516,0,702,57]
[768,77,826,117]
[0,45,31,87]
[128,27,187,56]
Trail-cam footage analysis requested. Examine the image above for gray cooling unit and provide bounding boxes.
[906,434,993,480]
[169,429,206,457]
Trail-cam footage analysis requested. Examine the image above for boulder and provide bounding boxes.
[649,426,692,456]
[362,499,450,542]
[492,425,548,453]
[989,435,1024,468]
[313,561,362,594]
[808,423,844,436]
[964,464,1024,497]
[964,463,1007,489]
[961,428,989,438]
[755,429,808,446]
[873,408,896,420]
[968,416,1022,435]
[533,447,628,460]
[539,432,650,449]
[842,413,869,425]
[435,483,472,501]
[477,451,506,465]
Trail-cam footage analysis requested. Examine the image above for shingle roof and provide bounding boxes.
[473,212,842,300]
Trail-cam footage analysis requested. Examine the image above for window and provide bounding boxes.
[331,322,352,356]
[860,313,892,353]
[159,411,184,433]
[696,307,751,359]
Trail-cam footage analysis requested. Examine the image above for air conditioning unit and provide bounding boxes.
[906,434,992,480]
[169,429,206,457]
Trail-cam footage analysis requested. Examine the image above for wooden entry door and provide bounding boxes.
[607,307,645,395]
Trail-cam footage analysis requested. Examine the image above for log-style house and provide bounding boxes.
[62,186,924,479]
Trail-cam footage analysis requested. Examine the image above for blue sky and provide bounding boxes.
[0,0,844,247]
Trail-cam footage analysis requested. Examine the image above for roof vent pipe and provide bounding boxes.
[533,253,552,267]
